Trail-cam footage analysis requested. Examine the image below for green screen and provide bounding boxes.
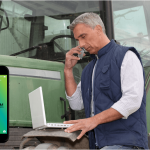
[0,75,7,134]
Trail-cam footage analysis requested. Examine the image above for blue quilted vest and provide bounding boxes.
[81,40,148,149]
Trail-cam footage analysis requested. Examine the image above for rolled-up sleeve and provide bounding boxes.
[111,50,144,119]
[65,81,84,110]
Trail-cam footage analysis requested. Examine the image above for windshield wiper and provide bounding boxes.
[10,45,41,56]
[10,35,73,56]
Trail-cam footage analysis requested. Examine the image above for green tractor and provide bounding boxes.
[0,0,150,149]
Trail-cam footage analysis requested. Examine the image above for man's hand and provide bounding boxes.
[65,46,85,70]
[63,108,123,140]
[63,117,98,140]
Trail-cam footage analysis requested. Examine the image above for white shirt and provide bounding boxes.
[66,51,144,119]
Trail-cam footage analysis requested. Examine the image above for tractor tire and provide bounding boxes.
[57,146,72,150]
[34,143,59,150]
[47,144,59,150]
[23,146,35,150]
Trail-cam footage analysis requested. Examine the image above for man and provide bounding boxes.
[63,12,148,149]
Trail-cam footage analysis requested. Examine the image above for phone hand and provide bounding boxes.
[65,46,82,70]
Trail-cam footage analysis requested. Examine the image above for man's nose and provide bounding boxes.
[78,41,85,48]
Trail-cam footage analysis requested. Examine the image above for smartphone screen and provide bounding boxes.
[0,75,7,134]
[0,66,9,142]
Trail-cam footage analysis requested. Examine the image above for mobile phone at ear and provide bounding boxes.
[78,48,85,59]
[0,66,9,142]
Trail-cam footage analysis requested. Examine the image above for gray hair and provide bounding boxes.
[69,12,106,34]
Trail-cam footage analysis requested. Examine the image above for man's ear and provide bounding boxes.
[94,25,103,36]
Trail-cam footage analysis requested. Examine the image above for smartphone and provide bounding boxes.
[78,47,85,59]
[0,66,9,142]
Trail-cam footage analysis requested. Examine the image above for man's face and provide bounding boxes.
[73,24,102,54]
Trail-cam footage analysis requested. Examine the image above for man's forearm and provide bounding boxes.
[93,108,124,126]
[64,68,77,97]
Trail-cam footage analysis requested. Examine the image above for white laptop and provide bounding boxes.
[28,86,73,129]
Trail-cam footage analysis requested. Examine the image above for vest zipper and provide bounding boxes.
[92,55,99,147]
[92,55,99,115]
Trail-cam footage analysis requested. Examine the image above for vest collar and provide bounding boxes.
[90,39,116,59]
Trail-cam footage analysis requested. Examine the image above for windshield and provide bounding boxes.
[0,1,99,60]
[112,1,150,67]
[0,1,102,86]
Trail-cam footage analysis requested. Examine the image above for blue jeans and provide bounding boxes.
[101,145,144,150]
